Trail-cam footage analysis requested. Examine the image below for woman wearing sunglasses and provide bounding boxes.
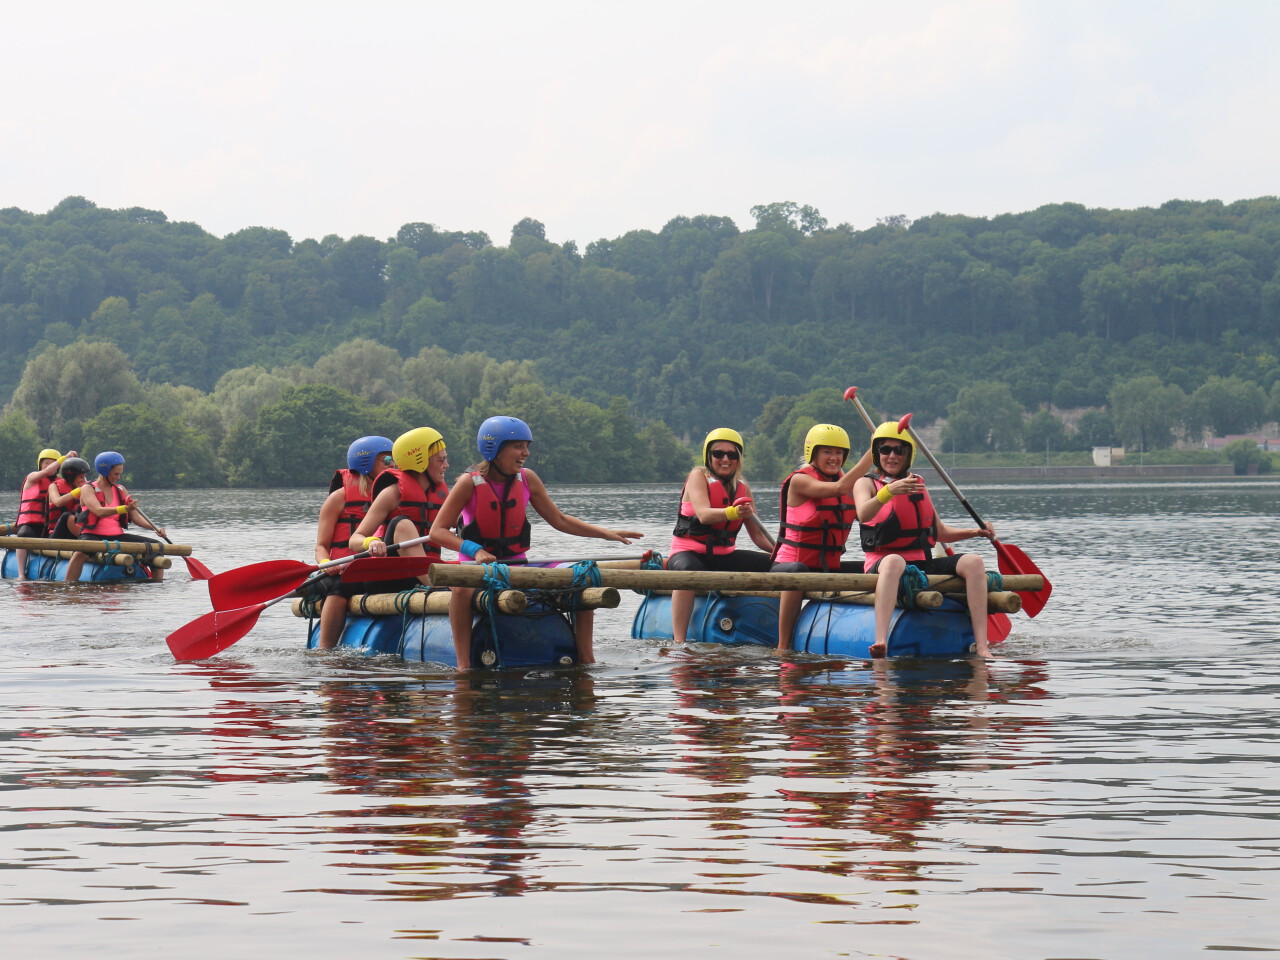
[854,421,995,658]
[770,423,875,650]
[668,428,776,643]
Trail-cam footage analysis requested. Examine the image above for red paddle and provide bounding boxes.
[208,554,435,611]
[168,581,315,661]
[844,386,1051,617]
[131,507,214,580]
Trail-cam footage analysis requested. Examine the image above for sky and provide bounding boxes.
[5,0,1279,247]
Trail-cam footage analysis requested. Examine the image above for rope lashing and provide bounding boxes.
[642,551,665,570]
[477,563,513,668]
[898,563,930,609]
[986,570,1004,592]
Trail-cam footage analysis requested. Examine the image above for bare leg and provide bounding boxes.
[777,590,801,651]
[957,553,991,657]
[15,549,29,580]
[64,552,86,582]
[449,587,476,670]
[871,554,906,658]
[574,610,595,664]
[317,595,349,649]
[670,589,693,643]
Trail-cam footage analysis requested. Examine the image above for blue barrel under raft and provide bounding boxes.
[293,585,612,668]
[631,592,979,658]
[2,547,162,582]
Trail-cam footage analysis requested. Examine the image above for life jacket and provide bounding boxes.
[459,470,532,561]
[80,480,131,537]
[859,473,937,565]
[16,475,52,527]
[372,468,448,560]
[670,475,744,556]
[46,476,78,532]
[771,464,856,571]
[325,469,373,560]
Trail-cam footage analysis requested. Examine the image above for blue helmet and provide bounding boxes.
[94,451,125,478]
[346,435,394,475]
[476,416,533,462]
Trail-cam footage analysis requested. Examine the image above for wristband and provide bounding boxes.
[362,536,383,550]
[459,539,483,559]
[116,504,129,515]
[723,505,740,521]
[57,455,67,464]
[70,486,81,497]
[876,485,893,504]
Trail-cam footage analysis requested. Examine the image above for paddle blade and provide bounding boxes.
[987,612,1012,645]
[995,540,1052,617]
[184,556,215,580]
[167,604,266,661]
[208,559,316,611]
[339,556,435,583]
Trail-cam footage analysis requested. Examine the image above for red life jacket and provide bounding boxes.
[325,469,372,560]
[372,469,448,561]
[16,475,52,527]
[80,480,130,537]
[670,476,744,555]
[459,470,532,561]
[46,476,78,532]
[859,474,937,565]
[771,464,856,571]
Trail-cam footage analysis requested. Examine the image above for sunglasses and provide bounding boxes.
[878,444,909,456]
[709,449,740,461]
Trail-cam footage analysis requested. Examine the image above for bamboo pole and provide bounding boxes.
[290,586,620,618]
[1,535,193,557]
[429,564,1044,594]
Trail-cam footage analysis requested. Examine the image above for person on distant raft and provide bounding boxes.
[854,421,995,659]
[429,416,644,670]
[64,451,169,581]
[311,435,394,649]
[667,428,775,643]
[341,426,452,636]
[47,456,91,540]
[769,424,875,652]
[13,448,76,580]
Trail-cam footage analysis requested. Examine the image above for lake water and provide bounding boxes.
[2,481,1278,959]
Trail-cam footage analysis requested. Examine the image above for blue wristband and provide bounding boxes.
[460,540,483,559]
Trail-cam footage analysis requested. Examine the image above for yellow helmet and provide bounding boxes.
[871,420,914,470]
[392,427,445,472]
[37,448,61,468]
[803,424,849,464]
[702,427,744,467]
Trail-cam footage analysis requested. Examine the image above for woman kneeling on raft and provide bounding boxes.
[430,416,644,670]
[338,427,451,647]
[769,423,874,652]
[668,428,775,643]
[65,451,169,581]
[853,421,995,659]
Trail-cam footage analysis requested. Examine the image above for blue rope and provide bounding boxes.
[477,563,512,668]
[898,563,929,609]
[986,570,1004,591]
[642,551,665,570]
[568,560,602,589]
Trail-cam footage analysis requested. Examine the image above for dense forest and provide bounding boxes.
[2,194,1280,489]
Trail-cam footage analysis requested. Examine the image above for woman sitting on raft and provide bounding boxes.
[340,427,452,643]
[64,451,170,581]
[312,435,394,649]
[13,447,76,580]
[769,423,874,652]
[668,428,775,643]
[429,416,644,670]
[853,421,995,659]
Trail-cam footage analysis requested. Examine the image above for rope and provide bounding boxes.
[986,570,1004,591]
[898,563,930,609]
[642,551,665,570]
[477,563,512,667]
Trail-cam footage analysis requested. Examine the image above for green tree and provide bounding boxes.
[10,341,145,438]
[1222,437,1267,475]
[1025,410,1068,454]
[1109,376,1187,451]
[229,384,368,486]
[1187,375,1266,438]
[0,409,42,489]
[943,381,1026,452]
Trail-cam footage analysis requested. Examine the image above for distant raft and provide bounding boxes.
[1,536,175,582]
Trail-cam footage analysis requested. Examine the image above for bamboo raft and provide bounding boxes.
[2,534,179,582]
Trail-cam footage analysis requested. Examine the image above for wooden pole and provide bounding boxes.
[1,535,193,557]
[428,564,1043,594]
[290,586,619,618]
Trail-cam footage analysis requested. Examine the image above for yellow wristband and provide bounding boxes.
[876,485,893,504]
[724,505,740,521]
[70,486,81,497]
[116,504,129,515]
[57,455,67,464]
[363,536,383,550]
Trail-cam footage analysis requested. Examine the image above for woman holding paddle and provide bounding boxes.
[668,428,775,643]
[769,424,875,651]
[13,447,74,579]
[429,416,644,670]
[64,451,169,581]
[854,421,995,658]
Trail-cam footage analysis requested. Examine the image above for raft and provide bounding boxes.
[2,545,171,581]
[296,559,632,667]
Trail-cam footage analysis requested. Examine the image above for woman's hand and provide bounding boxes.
[604,529,644,544]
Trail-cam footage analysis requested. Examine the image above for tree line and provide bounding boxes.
[2,194,1280,488]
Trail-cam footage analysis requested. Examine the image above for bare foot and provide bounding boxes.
[869,641,887,658]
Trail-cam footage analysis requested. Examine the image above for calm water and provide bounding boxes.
[2,481,1278,959]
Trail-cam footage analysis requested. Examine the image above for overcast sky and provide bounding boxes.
[5,1,1277,247]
